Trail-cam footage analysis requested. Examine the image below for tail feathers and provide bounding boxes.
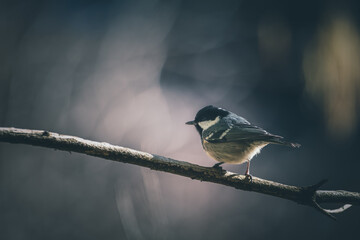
[268,136,301,148]
[279,140,301,148]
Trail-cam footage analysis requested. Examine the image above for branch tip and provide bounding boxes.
[312,200,337,220]
[308,179,328,192]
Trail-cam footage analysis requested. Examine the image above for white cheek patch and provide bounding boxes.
[198,116,220,130]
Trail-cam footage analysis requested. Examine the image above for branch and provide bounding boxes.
[1,127,359,220]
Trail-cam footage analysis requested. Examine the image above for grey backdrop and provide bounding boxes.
[1,0,360,239]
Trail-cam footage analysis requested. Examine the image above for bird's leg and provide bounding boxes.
[212,162,224,169]
[245,160,252,181]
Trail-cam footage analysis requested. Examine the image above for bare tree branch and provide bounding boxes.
[0,127,359,220]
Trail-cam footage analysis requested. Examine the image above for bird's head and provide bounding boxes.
[186,105,229,134]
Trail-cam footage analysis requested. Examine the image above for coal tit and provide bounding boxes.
[186,105,300,177]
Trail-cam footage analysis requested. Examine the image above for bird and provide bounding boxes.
[186,105,300,178]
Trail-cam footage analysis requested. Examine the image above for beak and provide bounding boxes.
[186,120,196,125]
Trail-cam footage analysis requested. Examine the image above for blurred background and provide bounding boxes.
[1,0,360,239]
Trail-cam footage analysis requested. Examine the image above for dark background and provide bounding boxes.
[1,0,360,239]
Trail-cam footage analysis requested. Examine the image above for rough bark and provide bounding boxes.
[0,127,359,219]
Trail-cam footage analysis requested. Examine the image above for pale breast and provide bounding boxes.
[203,140,268,164]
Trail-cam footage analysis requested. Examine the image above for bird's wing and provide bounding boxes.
[203,123,282,143]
